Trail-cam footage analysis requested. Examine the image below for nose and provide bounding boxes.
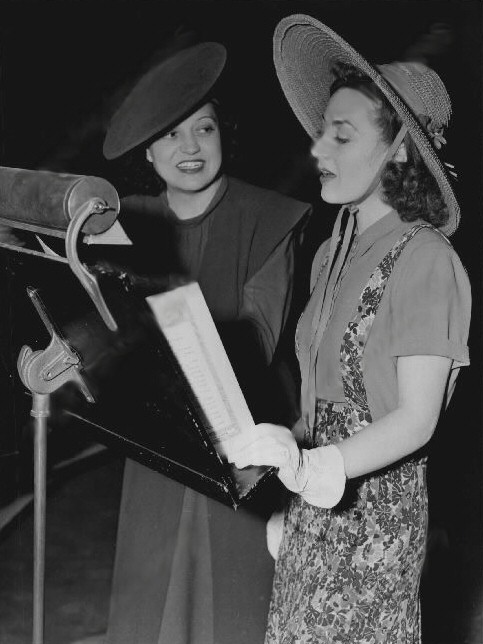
[311,133,328,164]
[180,131,201,155]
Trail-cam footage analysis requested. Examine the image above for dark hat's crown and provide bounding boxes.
[103,42,226,159]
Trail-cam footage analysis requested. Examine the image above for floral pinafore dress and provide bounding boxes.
[266,225,446,644]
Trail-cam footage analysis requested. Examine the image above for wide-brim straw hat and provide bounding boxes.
[103,42,226,160]
[273,14,459,236]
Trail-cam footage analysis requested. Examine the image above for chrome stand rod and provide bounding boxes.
[32,393,50,644]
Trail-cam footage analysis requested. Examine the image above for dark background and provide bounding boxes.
[0,1,480,642]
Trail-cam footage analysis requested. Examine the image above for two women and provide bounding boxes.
[100,42,311,644]
[227,15,471,642]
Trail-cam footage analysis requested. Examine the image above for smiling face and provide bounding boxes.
[146,102,222,196]
[311,87,390,209]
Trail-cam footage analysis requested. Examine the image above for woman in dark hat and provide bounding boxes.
[99,41,311,644]
[226,15,471,642]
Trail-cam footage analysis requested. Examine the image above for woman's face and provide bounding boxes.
[146,102,222,194]
[311,87,389,206]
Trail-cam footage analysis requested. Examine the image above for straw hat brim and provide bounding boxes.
[273,14,459,236]
[103,42,226,160]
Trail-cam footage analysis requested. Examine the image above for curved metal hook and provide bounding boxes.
[65,198,118,331]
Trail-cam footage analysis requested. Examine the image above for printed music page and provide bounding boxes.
[84,220,133,245]
[146,283,256,457]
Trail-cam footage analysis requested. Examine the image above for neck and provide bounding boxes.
[167,176,222,220]
[353,192,393,234]
[352,124,408,234]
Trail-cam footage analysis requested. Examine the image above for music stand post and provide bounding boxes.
[17,300,93,644]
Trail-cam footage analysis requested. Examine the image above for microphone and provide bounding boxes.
[0,167,121,330]
[0,167,119,237]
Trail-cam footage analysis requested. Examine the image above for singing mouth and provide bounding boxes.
[176,160,205,172]
[319,168,336,181]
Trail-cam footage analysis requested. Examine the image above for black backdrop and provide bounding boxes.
[0,1,481,641]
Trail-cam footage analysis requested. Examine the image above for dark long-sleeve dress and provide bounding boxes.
[105,175,311,644]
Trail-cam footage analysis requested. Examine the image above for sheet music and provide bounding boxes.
[84,220,133,245]
[146,283,256,455]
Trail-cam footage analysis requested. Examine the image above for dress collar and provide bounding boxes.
[354,209,413,257]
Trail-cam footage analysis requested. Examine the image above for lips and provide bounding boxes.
[176,160,205,173]
[319,168,336,182]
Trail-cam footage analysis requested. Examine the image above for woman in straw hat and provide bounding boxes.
[226,14,471,642]
[97,41,311,644]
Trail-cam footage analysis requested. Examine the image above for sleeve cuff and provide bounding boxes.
[300,445,346,508]
[391,338,470,368]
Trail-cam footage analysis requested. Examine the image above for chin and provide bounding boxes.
[179,175,212,192]
[320,188,343,205]
[321,185,360,207]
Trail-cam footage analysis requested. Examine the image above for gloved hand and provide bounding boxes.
[225,423,346,508]
[266,509,285,560]
[226,424,307,492]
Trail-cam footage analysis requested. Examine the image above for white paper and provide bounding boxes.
[84,220,133,245]
[146,283,256,455]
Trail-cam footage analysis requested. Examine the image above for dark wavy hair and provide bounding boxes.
[111,97,238,197]
[330,62,449,228]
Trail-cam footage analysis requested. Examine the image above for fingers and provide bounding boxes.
[230,438,291,470]
[256,423,293,442]
[223,423,296,469]
[223,432,256,457]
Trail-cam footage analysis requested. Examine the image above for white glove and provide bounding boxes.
[266,510,285,560]
[298,445,346,508]
[225,423,346,508]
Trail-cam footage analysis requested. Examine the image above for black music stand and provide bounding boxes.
[0,168,273,644]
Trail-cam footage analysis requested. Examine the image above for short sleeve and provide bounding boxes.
[389,238,471,368]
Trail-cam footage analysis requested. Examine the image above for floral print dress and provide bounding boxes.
[266,224,447,644]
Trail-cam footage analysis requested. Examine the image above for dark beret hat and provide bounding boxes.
[103,42,227,160]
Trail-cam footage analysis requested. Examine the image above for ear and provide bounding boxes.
[394,142,407,163]
[146,148,153,163]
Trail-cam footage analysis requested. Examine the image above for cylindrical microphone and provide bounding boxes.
[0,167,120,237]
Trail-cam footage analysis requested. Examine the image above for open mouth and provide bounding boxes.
[319,168,336,180]
[176,160,205,172]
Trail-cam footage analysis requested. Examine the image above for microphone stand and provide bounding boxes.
[17,289,94,644]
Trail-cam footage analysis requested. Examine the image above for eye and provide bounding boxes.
[196,123,216,135]
[335,135,350,144]
[163,130,177,139]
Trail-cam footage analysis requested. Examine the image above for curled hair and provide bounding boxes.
[112,97,238,197]
[330,62,448,227]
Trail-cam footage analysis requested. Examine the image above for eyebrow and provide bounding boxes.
[332,118,356,129]
[320,115,356,130]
